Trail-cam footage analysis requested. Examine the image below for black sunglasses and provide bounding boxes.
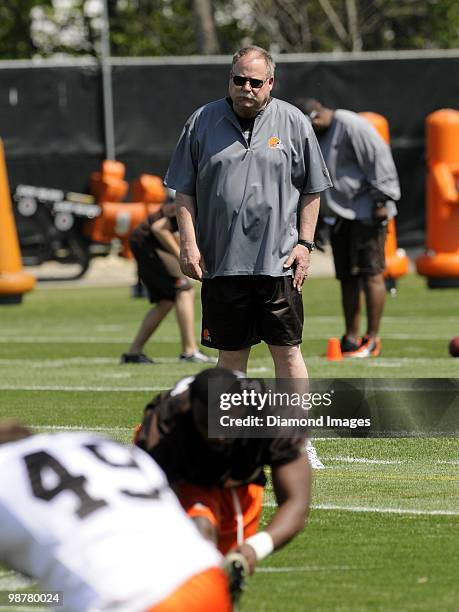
[232,75,267,89]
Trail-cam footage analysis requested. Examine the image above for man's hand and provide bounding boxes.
[233,542,257,575]
[373,202,389,226]
[223,551,249,607]
[283,245,312,292]
[179,244,206,281]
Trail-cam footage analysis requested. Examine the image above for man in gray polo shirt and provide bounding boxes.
[296,98,401,358]
[165,47,331,467]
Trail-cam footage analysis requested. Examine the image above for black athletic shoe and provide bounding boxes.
[131,282,148,299]
[340,335,361,354]
[347,336,382,358]
[119,353,154,364]
[223,551,249,609]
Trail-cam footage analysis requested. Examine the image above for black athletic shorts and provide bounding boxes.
[330,219,387,280]
[131,243,192,303]
[201,276,304,351]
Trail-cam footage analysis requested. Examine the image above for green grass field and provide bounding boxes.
[0,273,458,611]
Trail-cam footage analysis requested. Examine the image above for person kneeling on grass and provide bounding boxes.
[134,367,312,604]
[120,198,215,365]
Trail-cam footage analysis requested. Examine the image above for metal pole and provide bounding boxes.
[100,0,115,160]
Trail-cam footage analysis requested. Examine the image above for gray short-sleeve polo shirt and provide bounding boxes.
[317,109,401,221]
[165,97,331,278]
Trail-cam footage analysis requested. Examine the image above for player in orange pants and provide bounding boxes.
[135,367,312,589]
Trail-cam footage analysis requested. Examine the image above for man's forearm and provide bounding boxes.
[266,456,311,549]
[175,191,204,280]
[238,456,311,573]
[298,193,321,241]
[176,192,198,248]
[264,497,310,550]
[152,228,180,258]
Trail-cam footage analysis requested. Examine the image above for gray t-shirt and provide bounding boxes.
[165,97,331,278]
[317,109,401,222]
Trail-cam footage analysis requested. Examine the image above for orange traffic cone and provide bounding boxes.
[0,138,35,304]
[327,337,343,361]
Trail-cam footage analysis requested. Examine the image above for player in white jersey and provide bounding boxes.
[0,420,231,612]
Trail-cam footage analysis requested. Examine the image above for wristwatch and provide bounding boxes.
[297,239,315,252]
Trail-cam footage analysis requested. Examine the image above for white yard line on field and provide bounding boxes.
[0,357,266,369]
[263,501,459,516]
[0,385,161,392]
[325,456,459,465]
[28,425,134,433]
[0,357,205,367]
[0,336,183,344]
[368,362,405,367]
[325,456,402,464]
[300,316,459,324]
[306,356,455,363]
[0,358,116,367]
[256,565,359,573]
[0,336,132,344]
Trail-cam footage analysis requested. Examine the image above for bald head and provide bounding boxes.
[295,98,334,133]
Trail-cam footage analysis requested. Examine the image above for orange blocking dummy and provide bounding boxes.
[416,109,459,288]
[359,113,409,287]
[131,174,167,211]
[85,174,167,258]
[89,160,129,203]
[0,139,35,304]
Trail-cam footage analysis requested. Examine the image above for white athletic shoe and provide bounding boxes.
[306,442,325,469]
[179,350,217,364]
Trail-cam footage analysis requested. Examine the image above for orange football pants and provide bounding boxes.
[147,567,231,612]
[178,483,264,554]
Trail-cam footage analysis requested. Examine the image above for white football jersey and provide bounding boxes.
[0,432,221,611]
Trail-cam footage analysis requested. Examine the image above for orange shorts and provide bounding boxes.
[147,567,231,612]
[178,483,264,554]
